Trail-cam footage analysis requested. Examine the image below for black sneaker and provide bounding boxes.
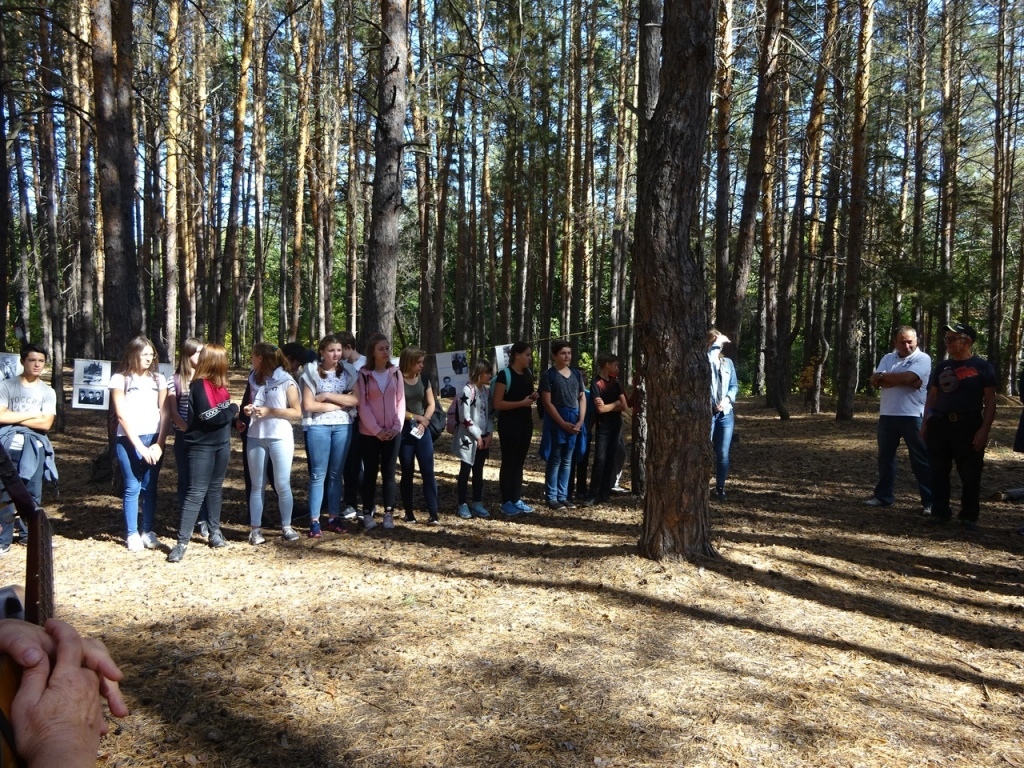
[167,544,187,563]
[208,530,228,548]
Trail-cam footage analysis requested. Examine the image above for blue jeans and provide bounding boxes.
[710,409,734,491]
[247,437,294,527]
[116,434,162,536]
[306,423,352,520]
[173,430,207,524]
[874,415,931,506]
[399,422,438,515]
[545,435,576,502]
[176,440,230,545]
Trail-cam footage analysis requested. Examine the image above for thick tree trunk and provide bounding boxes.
[635,0,717,561]
[363,0,408,341]
[92,0,143,353]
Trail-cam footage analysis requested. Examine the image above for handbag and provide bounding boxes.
[428,408,446,439]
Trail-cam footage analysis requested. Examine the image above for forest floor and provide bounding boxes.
[1,374,1022,768]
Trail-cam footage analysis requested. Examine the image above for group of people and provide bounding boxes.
[864,322,1001,532]
[106,333,634,563]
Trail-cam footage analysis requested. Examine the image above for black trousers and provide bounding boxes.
[590,418,622,501]
[926,413,985,521]
[498,417,533,503]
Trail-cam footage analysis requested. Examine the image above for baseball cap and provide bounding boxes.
[944,322,977,342]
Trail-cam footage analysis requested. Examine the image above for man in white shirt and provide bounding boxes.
[864,326,932,514]
[0,344,57,553]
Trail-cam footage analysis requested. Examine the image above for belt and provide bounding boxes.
[931,411,981,422]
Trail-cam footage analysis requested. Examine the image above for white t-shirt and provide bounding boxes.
[248,368,297,441]
[875,348,931,417]
[109,372,166,437]
[0,377,57,451]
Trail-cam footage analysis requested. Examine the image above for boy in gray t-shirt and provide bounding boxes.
[0,343,57,552]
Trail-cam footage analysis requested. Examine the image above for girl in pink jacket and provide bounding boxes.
[355,333,405,530]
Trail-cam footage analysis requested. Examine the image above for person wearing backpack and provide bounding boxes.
[538,340,587,511]
[493,342,538,516]
[452,360,495,519]
[109,336,167,552]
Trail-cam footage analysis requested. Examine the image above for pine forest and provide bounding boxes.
[4,0,1024,417]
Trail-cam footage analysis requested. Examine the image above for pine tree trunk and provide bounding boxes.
[635,0,717,561]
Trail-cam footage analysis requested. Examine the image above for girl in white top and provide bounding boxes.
[109,335,167,552]
[299,335,358,536]
[243,343,302,544]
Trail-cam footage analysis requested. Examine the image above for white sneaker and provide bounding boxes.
[281,526,300,542]
[362,511,377,530]
[342,506,359,521]
[383,510,395,529]
[141,531,160,550]
[126,533,144,552]
[249,528,266,545]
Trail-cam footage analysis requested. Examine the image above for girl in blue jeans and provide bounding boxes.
[398,347,439,524]
[299,335,358,537]
[109,336,167,552]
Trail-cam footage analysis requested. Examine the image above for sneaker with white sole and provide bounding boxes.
[126,533,144,552]
[382,509,395,529]
[248,528,266,545]
[342,505,359,520]
[281,526,301,542]
[456,503,472,519]
[141,531,160,549]
[863,497,889,507]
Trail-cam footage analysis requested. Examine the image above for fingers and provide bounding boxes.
[0,620,52,668]
[98,676,128,718]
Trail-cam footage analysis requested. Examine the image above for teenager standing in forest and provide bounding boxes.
[398,347,440,524]
[539,340,586,510]
[244,343,302,544]
[109,336,166,552]
[167,344,237,562]
[355,334,404,530]
[493,341,538,517]
[921,323,996,531]
[708,329,739,501]
[587,352,629,504]
[0,343,58,553]
[165,337,207,537]
[339,331,365,521]
[299,335,358,537]
[453,360,495,519]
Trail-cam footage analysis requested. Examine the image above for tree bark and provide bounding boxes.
[635,0,717,561]
[363,0,408,341]
[92,0,143,354]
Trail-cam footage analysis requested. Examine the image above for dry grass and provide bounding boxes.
[2,382,1023,767]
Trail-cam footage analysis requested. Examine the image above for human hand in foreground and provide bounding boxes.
[0,618,127,719]
[7,619,127,768]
